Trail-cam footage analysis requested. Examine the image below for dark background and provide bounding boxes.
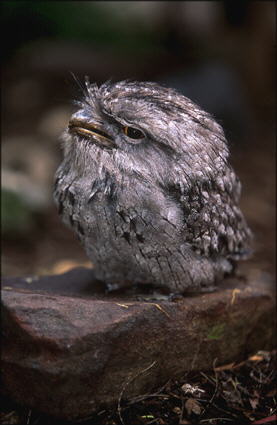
[1,1,275,278]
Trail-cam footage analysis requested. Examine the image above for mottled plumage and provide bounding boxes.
[54,80,252,292]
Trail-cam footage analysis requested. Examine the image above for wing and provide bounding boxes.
[169,165,253,261]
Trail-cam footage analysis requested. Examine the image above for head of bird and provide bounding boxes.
[62,80,229,191]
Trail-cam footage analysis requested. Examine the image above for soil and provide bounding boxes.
[1,350,276,425]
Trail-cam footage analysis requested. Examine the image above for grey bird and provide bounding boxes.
[54,80,252,293]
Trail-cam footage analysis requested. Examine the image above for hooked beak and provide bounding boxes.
[68,118,116,149]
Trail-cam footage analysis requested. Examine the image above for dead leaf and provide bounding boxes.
[185,398,202,415]
[266,388,277,397]
[249,397,259,410]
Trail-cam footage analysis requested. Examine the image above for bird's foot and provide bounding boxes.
[105,282,121,293]
[105,281,132,294]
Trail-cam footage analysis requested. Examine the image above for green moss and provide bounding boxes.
[207,323,225,340]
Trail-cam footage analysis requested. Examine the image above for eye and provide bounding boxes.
[123,126,145,139]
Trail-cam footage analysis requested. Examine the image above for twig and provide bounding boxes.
[26,410,32,425]
[199,359,219,418]
[200,418,234,423]
[179,396,185,425]
[117,360,157,425]
[253,414,277,424]
[127,379,171,405]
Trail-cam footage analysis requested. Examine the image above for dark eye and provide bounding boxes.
[123,126,145,139]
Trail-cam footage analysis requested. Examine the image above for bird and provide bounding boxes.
[53,79,252,293]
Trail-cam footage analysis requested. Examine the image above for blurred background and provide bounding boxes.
[1,1,275,278]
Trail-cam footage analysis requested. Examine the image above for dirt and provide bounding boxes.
[1,350,276,425]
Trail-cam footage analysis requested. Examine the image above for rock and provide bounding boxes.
[1,267,275,420]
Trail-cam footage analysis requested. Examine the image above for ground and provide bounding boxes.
[1,350,276,425]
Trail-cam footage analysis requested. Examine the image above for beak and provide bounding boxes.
[68,118,116,149]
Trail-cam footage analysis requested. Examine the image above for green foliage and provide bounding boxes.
[1,189,33,236]
[2,2,163,59]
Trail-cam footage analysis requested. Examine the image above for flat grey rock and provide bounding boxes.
[1,267,275,420]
